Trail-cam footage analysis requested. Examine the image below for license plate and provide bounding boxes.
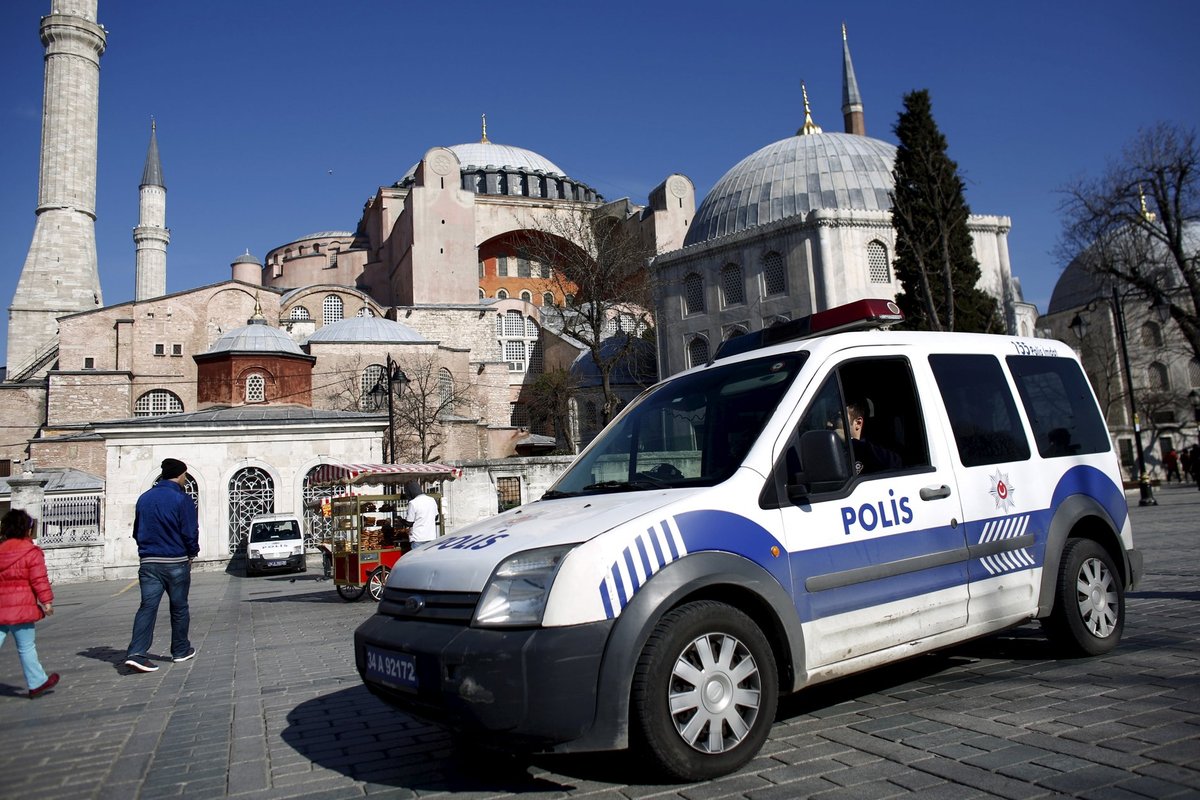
[365,645,418,691]
[267,560,286,567]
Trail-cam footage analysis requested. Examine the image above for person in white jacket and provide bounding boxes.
[400,480,439,545]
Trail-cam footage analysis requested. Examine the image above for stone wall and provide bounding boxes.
[444,455,574,529]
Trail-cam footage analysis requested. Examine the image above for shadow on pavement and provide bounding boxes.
[281,684,659,790]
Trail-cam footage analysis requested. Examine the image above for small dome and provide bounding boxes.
[685,132,897,246]
[232,252,261,265]
[207,322,303,355]
[304,316,426,344]
[569,335,657,389]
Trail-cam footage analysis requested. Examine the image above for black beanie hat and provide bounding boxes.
[160,458,187,481]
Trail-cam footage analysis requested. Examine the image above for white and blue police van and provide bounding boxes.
[354,299,1142,781]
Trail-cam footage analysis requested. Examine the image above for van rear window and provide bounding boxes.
[1006,356,1111,458]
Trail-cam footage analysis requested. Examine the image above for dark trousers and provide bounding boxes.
[127,561,191,659]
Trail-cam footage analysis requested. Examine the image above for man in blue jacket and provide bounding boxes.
[124,458,200,673]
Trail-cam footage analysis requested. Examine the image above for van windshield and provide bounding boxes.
[249,521,301,543]
[545,354,804,498]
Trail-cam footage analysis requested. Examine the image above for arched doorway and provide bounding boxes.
[228,467,274,554]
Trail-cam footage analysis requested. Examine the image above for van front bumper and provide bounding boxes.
[246,553,305,573]
[354,612,614,750]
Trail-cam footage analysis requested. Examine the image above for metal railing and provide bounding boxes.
[38,493,103,547]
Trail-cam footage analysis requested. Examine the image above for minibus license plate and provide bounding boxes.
[267,560,286,567]
[366,645,417,691]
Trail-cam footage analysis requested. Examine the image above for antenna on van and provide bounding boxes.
[712,299,904,362]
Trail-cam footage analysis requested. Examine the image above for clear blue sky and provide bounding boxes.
[3,0,1199,361]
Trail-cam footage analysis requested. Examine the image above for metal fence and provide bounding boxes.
[38,493,103,547]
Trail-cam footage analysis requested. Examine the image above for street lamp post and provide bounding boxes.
[384,355,408,464]
[1069,286,1157,506]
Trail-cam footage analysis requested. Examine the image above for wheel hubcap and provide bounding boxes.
[1076,556,1118,638]
[668,633,761,754]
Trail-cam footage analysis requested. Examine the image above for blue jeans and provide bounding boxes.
[126,561,192,659]
[0,623,50,690]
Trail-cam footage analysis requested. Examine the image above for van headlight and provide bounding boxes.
[474,545,575,627]
[248,547,261,559]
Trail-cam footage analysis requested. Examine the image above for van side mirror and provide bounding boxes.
[786,430,851,503]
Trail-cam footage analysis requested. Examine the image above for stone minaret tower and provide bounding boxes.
[841,23,865,136]
[7,0,106,378]
[134,120,169,300]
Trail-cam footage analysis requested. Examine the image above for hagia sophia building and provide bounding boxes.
[1,1,1032,581]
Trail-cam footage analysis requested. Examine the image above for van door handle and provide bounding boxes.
[920,485,952,501]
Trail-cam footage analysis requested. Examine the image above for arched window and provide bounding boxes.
[768,315,790,327]
[438,368,454,407]
[867,240,891,283]
[322,295,344,325]
[720,264,745,307]
[496,288,509,300]
[725,325,748,340]
[289,305,311,320]
[504,311,525,336]
[228,467,274,554]
[520,290,533,302]
[245,374,265,403]
[585,401,598,433]
[687,336,710,368]
[1148,362,1170,392]
[542,292,554,307]
[361,364,386,410]
[355,307,375,318]
[479,288,485,299]
[762,251,786,295]
[478,259,485,279]
[1141,322,1163,348]
[134,389,183,417]
[684,273,705,315]
[1189,358,1200,388]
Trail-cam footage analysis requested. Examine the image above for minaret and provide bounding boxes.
[134,120,169,300]
[7,0,106,376]
[841,23,865,136]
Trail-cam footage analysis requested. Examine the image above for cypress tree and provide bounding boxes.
[890,89,1000,332]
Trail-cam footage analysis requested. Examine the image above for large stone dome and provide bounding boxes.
[399,141,565,184]
[684,132,897,247]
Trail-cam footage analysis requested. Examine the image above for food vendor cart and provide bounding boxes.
[309,462,460,602]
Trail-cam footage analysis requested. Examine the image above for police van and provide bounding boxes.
[354,299,1142,781]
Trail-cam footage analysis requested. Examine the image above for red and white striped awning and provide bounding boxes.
[309,462,462,487]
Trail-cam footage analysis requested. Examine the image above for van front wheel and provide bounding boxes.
[1043,538,1125,656]
[631,601,778,781]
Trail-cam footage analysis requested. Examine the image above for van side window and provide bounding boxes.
[1006,356,1111,458]
[929,354,1031,467]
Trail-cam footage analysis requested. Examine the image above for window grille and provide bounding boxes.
[684,273,705,315]
[245,373,265,403]
[322,295,344,325]
[289,305,311,320]
[505,340,526,371]
[154,343,165,356]
[585,401,598,432]
[504,311,524,336]
[496,476,522,512]
[1148,362,1170,392]
[525,317,538,338]
[361,364,386,410]
[510,403,530,428]
[172,344,182,356]
[763,251,786,295]
[720,264,745,306]
[687,337,709,368]
[438,369,454,406]
[529,337,544,374]
[134,389,183,417]
[1141,322,1163,348]
[228,467,274,554]
[495,314,504,336]
[520,290,533,302]
[868,240,891,283]
[1189,358,1200,387]
[497,289,508,299]
[37,493,103,547]
[302,466,348,550]
[478,259,485,279]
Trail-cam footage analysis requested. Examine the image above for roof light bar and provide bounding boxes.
[713,299,904,361]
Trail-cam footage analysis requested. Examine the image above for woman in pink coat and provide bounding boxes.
[0,509,59,698]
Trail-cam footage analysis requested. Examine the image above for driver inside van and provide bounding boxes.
[837,399,902,475]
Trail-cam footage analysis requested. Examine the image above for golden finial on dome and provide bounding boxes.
[481,113,489,144]
[1138,184,1157,222]
[252,292,264,321]
[842,21,847,41]
[797,82,823,136]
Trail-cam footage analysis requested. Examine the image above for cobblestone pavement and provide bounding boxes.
[1,485,1198,800]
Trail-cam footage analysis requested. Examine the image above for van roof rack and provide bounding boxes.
[713,299,904,362]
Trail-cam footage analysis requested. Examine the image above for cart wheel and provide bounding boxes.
[368,566,390,602]
[336,583,366,602]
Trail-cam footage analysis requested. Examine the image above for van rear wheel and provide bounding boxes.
[631,601,778,781]
[1043,538,1125,656]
